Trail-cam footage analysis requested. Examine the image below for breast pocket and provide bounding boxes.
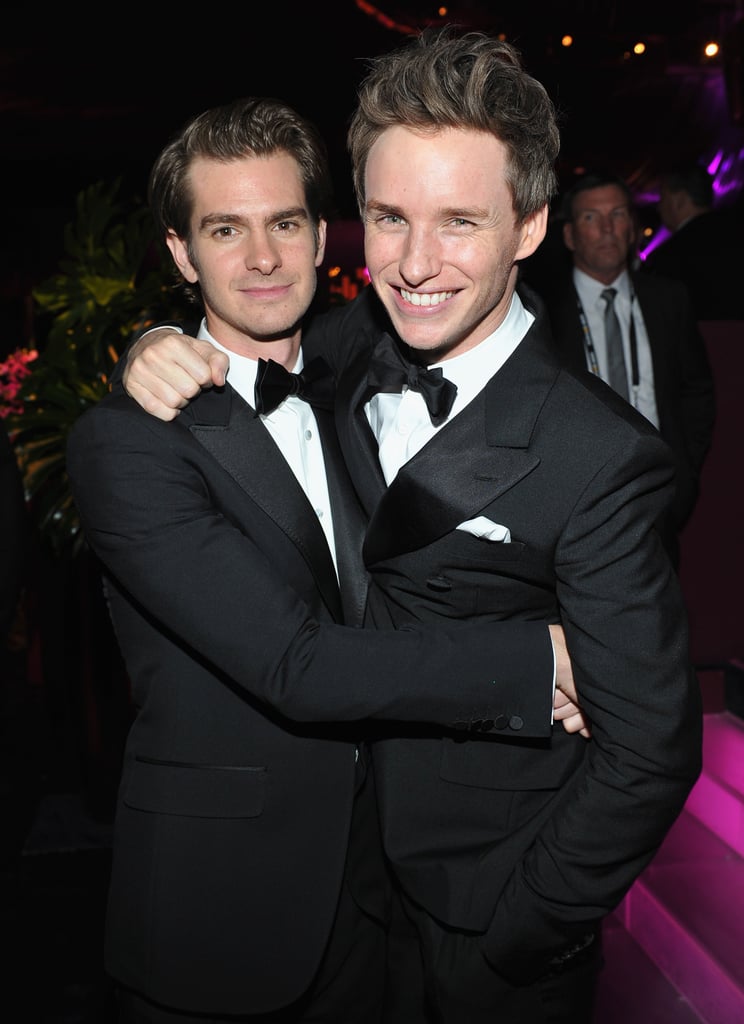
[124,756,267,819]
[440,728,583,793]
[421,532,537,617]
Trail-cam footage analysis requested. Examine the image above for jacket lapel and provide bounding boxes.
[362,320,559,565]
[184,386,344,622]
[313,407,369,626]
[335,345,388,518]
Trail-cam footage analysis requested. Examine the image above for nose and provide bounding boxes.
[398,225,441,285]
[244,231,281,274]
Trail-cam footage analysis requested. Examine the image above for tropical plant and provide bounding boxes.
[2,179,192,561]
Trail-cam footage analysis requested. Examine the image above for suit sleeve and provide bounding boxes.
[66,398,555,734]
[482,431,702,982]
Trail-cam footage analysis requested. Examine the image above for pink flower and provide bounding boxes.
[0,347,38,418]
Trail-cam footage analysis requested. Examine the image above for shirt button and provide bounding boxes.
[315,508,324,520]
[304,428,313,440]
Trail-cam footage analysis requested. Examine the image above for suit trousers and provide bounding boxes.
[394,890,602,1024]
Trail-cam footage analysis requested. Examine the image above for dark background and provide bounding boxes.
[3,0,743,324]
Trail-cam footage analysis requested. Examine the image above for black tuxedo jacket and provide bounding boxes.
[66,364,556,1013]
[533,268,715,538]
[308,283,702,984]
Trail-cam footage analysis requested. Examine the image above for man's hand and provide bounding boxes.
[123,330,229,421]
[549,623,591,739]
[553,689,591,738]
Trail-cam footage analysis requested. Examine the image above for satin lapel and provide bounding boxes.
[362,324,559,565]
[335,345,387,518]
[313,407,369,627]
[187,388,343,622]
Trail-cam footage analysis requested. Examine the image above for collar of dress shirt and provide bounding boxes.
[369,293,535,484]
[197,319,305,410]
[572,266,631,310]
[422,290,535,417]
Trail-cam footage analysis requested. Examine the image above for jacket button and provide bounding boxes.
[509,715,524,731]
[425,575,451,592]
[493,714,508,730]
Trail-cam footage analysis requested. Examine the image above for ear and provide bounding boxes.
[314,218,328,269]
[562,219,576,253]
[515,205,548,261]
[166,230,199,284]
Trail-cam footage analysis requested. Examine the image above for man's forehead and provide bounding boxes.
[187,153,305,205]
[575,185,629,210]
[577,192,630,216]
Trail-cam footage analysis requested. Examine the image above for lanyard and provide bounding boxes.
[576,291,640,388]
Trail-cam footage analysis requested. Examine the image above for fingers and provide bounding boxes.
[553,688,591,739]
[122,332,230,420]
[548,624,589,736]
[548,622,578,705]
[561,713,592,739]
[205,348,229,388]
[124,378,187,422]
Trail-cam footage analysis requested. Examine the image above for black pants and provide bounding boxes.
[388,889,602,1024]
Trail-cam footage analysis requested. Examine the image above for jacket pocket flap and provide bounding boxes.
[124,757,267,818]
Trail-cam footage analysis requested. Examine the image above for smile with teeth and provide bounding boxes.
[400,288,455,307]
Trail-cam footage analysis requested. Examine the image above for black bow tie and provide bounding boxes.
[366,334,457,427]
[254,356,335,417]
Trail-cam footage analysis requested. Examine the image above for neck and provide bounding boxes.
[575,265,626,287]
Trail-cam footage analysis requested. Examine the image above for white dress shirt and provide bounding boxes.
[572,267,659,429]
[367,292,535,484]
[199,322,339,577]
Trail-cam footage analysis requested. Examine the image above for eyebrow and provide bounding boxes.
[199,206,310,230]
[578,205,630,215]
[365,199,490,220]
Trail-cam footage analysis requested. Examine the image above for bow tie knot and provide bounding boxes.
[254,356,335,417]
[366,334,457,427]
